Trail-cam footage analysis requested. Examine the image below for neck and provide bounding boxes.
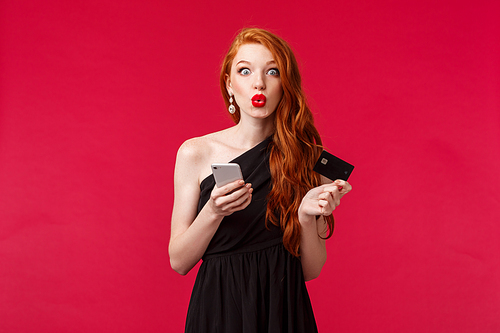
[229,115,275,149]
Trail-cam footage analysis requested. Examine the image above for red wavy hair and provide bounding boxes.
[219,28,334,257]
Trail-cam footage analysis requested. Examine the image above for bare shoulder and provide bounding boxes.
[176,130,232,184]
[177,136,210,162]
[176,136,211,182]
[176,132,227,162]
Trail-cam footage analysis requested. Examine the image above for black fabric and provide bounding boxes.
[185,137,318,333]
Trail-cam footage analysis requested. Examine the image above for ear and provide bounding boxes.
[225,74,233,95]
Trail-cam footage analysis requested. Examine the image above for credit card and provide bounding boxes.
[313,150,354,181]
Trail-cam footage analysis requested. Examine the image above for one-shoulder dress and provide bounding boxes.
[185,137,318,333]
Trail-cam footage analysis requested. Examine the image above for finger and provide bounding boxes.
[213,188,252,215]
[223,179,246,194]
[214,180,246,196]
[322,185,340,196]
[227,183,252,199]
[318,199,335,215]
[333,179,346,191]
[334,180,352,197]
[321,189,339,213]
[236,193,253,210]
[216,184,252,207]
[335,179,352,190]
[318,191,331,200]
[318,199,329,207]
[226,191,252,211]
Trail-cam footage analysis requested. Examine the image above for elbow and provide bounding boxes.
[169,243,191,275]
[303,268,322,282]
[170,257,190,276]
[302,253,327,282]
[174,268,189,276]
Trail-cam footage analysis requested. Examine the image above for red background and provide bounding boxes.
[1,1,499,332]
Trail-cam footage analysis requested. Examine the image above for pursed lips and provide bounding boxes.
[251,94,266,107]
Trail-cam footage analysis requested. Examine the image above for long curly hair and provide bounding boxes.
[219,28,334,257]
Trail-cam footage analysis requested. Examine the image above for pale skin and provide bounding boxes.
[168,43,352,280]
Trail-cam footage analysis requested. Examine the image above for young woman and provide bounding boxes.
[169,28,352,333]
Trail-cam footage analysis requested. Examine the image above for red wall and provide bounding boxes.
[1,1,499,332]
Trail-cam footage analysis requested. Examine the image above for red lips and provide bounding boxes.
[251,94,266,107]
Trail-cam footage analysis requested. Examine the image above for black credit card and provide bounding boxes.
[313,150,354,181]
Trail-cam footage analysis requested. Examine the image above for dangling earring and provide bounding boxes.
[228,95,236,114]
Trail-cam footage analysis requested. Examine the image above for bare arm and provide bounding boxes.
[168,140,253,275]
[298,179,352,281]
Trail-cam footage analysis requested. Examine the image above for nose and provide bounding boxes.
[253,73,265,91]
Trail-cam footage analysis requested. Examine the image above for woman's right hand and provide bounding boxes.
[208,180,253,217]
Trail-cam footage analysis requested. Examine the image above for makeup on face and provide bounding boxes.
[251,94,266,107]
[228,44,283,117]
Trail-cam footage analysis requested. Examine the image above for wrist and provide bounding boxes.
[298,211,317,227]
[202,202,225,225]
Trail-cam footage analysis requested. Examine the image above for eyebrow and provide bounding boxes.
[235,60,277,65]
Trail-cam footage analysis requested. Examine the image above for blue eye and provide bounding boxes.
[238,68,251,75]
[267,68,279,76]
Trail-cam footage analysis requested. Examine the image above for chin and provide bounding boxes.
[241,106,276,120]
[252,110,274,118]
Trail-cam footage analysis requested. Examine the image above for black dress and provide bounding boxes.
[185,137,318,333]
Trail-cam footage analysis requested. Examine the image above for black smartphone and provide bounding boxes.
[313,150,354,181]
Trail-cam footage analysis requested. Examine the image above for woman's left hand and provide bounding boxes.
[298,179,352,221]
